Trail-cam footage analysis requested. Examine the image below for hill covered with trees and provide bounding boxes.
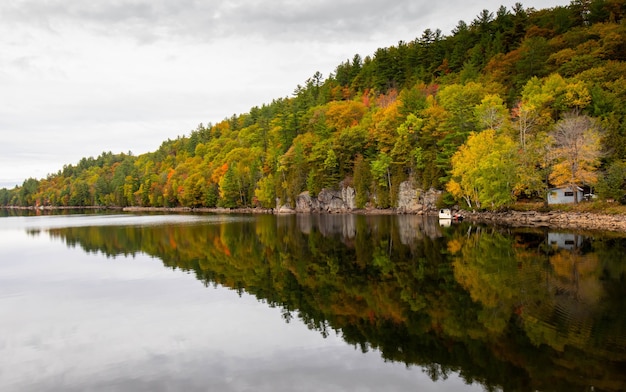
[2,1,626,210]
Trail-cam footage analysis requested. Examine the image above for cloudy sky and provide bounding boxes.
[1,0,570,188]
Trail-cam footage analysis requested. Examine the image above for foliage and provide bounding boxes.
[447,129,518,209]
[549,113,603,202]
[2,2,626,210]
[596,160,626,203]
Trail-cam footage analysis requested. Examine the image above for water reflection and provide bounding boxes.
[13,214,626,391]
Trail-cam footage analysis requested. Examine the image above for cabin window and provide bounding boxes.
[564,191,574,197]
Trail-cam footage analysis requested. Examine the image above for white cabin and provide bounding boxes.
[547,186,584,205]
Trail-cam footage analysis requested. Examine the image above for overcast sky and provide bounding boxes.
[1,0,570,189]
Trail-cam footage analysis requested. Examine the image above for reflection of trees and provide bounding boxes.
[46,216,626,391]
[451,227,551,336]
[522,234,626,368]
[450,226,626,390]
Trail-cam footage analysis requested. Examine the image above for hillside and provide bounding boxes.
[2,1,626,210]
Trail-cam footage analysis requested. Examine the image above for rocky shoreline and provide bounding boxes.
[5,205,626,232]
[122,206,626,233]
[461,210,626,232]
[4,206,626,232]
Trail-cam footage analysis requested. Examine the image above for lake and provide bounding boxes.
[1,211,625,391]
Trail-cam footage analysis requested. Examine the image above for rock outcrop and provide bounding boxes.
[396,182,441,214]
[341,186,357,210]
[296,188,355,213]
[290,183,441,214]
[275,199,296,214]
[397,181,420,213]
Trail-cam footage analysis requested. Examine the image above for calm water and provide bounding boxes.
[1,212,625,391]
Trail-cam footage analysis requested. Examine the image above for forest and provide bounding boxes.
[2,0,626,210]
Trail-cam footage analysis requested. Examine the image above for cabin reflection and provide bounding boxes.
[548,232,583,250]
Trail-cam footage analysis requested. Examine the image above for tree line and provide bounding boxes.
[2,0,626,209]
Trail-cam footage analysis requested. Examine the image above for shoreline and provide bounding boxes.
[461,210,626,233]
[3,205,626,232]
[0,205,408,215]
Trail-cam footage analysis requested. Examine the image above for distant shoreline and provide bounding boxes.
[0,205,405,215]
[2,205,122,211]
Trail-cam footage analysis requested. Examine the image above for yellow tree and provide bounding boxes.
[447,129,518,209]
[549,113,603,203]
[254,174,276,208]
[368,98,402,153]
[474,94,508,131]
[511,101,554,199]
[511,101,538,151]
[324,100,367,132]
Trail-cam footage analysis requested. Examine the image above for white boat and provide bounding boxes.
[439,209,464,222]
[438,209,452,219]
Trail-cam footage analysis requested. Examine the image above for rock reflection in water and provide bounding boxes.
[294,214,444,244]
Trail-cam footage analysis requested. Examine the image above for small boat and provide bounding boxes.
[439,209,464,222]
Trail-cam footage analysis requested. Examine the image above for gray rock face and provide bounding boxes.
[397,181,420,213]
[295,187,355,213]
[275,198,295,214]
[295,192,318,212]
[396,181,441,214]
[341,186,356,210]
[421,188,441,212]
[293,183,441,214]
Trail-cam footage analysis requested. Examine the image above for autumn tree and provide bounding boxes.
[436,82,492,183]
[509,100,553,199]
[415,95,448,188]
[219,165,240,208]
[447,129,518,209]
[549,113,603,202]
[391,114,422,174]
[371,152,393,207]
[254,174,276,208]
[511,101,538,150]
[352,154,371,208]
[278,138,310,206]
[18,178,40,206]
[474,94,508,131]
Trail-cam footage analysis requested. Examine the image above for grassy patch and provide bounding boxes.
[509,201,626,215]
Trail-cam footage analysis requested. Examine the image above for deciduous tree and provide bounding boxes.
[447,129,518,209]
[549,113,603,202]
